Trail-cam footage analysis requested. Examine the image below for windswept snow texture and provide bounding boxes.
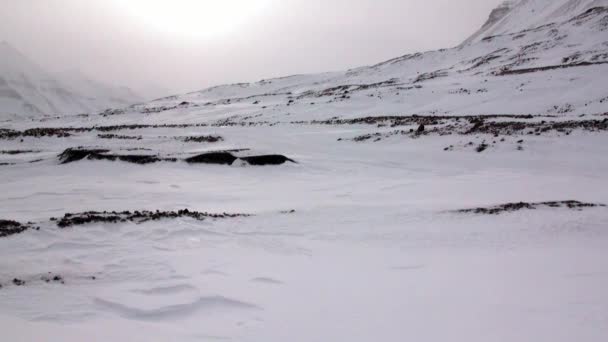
[0,42,143,118]
[1,0,608,341]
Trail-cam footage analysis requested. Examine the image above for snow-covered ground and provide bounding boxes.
[2,124,608,341]
[1,0,608,340]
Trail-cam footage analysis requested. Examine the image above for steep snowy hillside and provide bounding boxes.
[0,42,143,117]
[464,0,608,44]
[1,1,608,341]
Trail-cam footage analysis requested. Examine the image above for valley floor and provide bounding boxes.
[1,122,608,341]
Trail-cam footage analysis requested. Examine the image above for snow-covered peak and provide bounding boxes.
[462,0,608,45]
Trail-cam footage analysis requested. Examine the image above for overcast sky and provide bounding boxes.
[0,0,503,98]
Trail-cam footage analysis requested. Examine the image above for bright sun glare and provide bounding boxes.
[114,0,272,39]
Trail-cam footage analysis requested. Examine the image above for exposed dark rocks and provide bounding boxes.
[186,151,296,166]
[58,148,109,164]
[2,123,211,140]
[54,209,250,228]
[12,278,26,286]
[0,220,37,238]
[57,148,294,166]
[309,114,536,127]
[413,69,449,83]
[298,79,400,99]
[185,152,238,165]
[456,201,605,215]
[241,155,296,166]
[0,273,102,289]
[100,108,126,116]
[464,118,608,136]
[41,273,65,284]
[476,143,489,153]
[180,135,224,143]
[0,150,40,155]
[58,148,168,165]
[495,61,608,76]
[568,6,608,25]
[0,128,71,140]
[335,114,608,143]
[465,49,507,71]
[98,134,142,140]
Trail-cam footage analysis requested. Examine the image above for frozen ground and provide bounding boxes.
[1,124,608,341]
[2,0,608,340]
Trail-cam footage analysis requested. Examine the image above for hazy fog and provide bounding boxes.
[0,0,503,98]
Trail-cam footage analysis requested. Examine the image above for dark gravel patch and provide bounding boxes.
[98,134,142,140]
[180,135,224,143]
[53,209,251,228]
[455,200,606,215]
[0,220,38,238]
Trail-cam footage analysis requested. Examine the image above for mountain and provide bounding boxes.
[116,0,607,121]
[463,0,608,45]
[2,2,608,341]
[0,42,143,117]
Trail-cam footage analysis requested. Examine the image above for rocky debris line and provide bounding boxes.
[185,152,296,166]
[199,92,292,107]
[0,219,39,238]
[1,123,210,140]
[98,134,142,140]
[58,148,172,165]
[0,150,40,155]
[1,128,71,139]
[305,114,538,127]
[180,135,224,143]
[495,61,608,76]
[336,116,608,144]
[99,108,126,116]
[568,6,608,26]
[296,79,400,100]
[1,273,99,289]
[141,103,199,114]
[413,69,449,83]
[40,273,65,285]
[102,101,200,116]
[58,148,296,166]
[456,201,606,215]
[52,209,251,228]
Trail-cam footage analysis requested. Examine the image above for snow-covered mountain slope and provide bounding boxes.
[463,0,608,45]
[95,0,606,125]
[0,42,143,118]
